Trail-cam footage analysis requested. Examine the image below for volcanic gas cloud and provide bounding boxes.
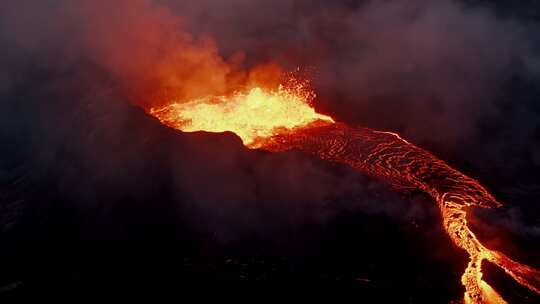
[3,0,539,302]
[151,77,540,304]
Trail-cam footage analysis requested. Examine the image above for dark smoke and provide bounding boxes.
[2,0,539,165]
[1,0,539,301]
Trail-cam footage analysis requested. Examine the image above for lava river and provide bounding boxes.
[150,81,540,304]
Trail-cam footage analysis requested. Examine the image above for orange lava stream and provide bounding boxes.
[150,84,540,303]
[264,123,540,304]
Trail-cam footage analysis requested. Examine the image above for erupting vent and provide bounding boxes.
[150,79,540,304]
[150,79,333,148]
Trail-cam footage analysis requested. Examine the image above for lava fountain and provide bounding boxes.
[150,77,540,304]
[149,78,334,148]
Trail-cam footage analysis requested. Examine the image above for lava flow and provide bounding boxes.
[150,79,540,303]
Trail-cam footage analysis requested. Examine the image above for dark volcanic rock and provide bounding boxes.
[0,64,465,302]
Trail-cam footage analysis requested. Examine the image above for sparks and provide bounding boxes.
[150,81,333,148]
[149,75,540,304]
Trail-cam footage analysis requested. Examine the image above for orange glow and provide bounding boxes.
[263,124,540,304]
[150,79,333,148]
[149,74,540,304]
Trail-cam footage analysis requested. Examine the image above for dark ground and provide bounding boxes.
[1,0,540,303]
[0,61,538,303]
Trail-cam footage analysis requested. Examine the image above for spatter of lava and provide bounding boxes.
[150,80,540,304]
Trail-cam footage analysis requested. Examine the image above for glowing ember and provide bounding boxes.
[150,82,333,148]
[149,76,540,304]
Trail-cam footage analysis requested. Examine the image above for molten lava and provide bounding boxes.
[150,80,333,148]
[150,79,540,304]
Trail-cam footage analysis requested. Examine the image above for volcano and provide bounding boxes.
[2,0,540,303]
[149,78,540,303]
